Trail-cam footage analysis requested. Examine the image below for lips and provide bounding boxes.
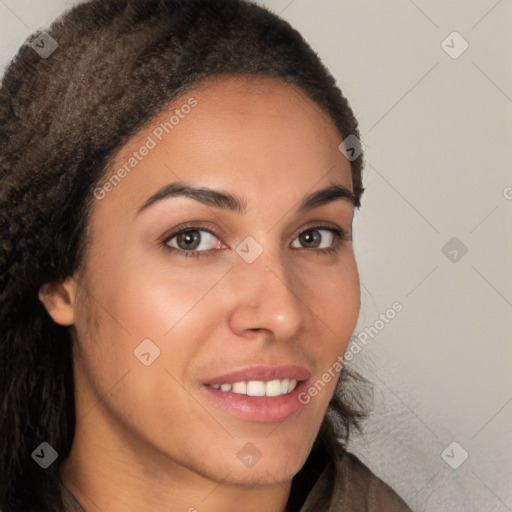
[203,364,311,386]
[201,364,312,422]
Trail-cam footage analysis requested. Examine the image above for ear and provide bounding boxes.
[38,276,79,326]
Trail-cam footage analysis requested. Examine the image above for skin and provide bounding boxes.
[39,75,361,512]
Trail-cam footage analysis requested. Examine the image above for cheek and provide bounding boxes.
[303,254,360,340]
[72,255,235,406]
[71,266,220,439]
[85,246,230,336]
[302,256,360,410]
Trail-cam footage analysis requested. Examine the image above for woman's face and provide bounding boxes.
[63,76,360,487]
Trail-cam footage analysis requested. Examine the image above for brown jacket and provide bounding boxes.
[297,450,412,511]
[61,449,412,511]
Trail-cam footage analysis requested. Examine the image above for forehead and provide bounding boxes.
[96,75,352,216]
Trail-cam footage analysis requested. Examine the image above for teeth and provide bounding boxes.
[232,381,247,394]
[247,381,265,396]
[210,379,299,397]
[265,380,281,397]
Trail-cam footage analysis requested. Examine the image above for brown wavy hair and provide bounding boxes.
[0,1,369,510]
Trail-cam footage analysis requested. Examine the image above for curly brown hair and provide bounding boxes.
[0,1,369,510]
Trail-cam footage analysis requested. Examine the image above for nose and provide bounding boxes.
[226,245,305,342]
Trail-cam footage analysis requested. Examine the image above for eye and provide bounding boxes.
[164,227,223,255]
[291,227,346,252]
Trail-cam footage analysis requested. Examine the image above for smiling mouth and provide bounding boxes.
[206,378,299,397]
[202,377,309,423]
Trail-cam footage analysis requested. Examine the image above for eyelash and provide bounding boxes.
[161,223,351,259]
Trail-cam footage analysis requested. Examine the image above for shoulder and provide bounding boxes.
[330,449,413,511]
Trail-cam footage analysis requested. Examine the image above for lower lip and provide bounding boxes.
[202,380,309,423]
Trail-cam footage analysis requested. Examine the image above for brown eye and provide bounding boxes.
[176,230,201,250]
[291,228,338,250]
[298,230,322,249]
[165,229,221,253]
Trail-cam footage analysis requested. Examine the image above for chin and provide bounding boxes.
[224,468,298,487]
[216,451,308,487]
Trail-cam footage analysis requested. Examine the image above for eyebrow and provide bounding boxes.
[136,181,356,216]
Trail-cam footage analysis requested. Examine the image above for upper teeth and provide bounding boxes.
[210,379,297,397]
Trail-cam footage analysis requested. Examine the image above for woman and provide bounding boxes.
[0,1,412,510]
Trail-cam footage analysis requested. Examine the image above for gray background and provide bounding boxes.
[1,0,511,510]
